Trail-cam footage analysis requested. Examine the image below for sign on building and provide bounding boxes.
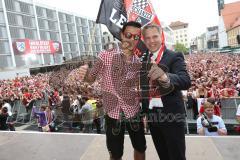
[12,39,62,54]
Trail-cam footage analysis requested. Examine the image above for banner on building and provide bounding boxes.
[13,39,62,54]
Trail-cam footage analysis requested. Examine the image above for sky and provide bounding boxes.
[36,0,240,39]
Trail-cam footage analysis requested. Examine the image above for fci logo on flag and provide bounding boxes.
[127,0,154,26]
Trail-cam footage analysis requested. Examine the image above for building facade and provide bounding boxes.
[0,0,102,69]
[169,21,190,48]
[219,1,240,49]
[227,23,240,47]
[218,16,228,48]
[162,22,174,50]
[206,26,219,50]
[190,33,207,52]
[102,31,119,50]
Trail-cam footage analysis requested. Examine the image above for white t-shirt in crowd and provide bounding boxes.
[197,115,227,136]
[3,103,12,116]
[236,104,240,116]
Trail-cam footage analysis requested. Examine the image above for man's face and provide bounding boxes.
[120,26,141,52]
[143,27,162,53]
[205,107,214,118]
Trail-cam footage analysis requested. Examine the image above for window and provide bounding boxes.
[43,53,52,65]
[42,8,47,18]
[63,43,70,52]
[50,32,59,41]
[82,27,88,34]
[0,55,13,68]
[16,15,23,26]
[38,19,44,29]
[96,44,101,51]
[83,35,89,42]
[39,19,48,29]
[0,27,7,38]
[59,12,66,22]
[66,14,72,23]
[40,30,46,39]
[92,45,96,52]
[48,21,57,30]
[84,44,89,51]
[19,28,25,38]
[95,37,101,43]
[58,12,63,21]
[88,20,94,28]
[79,44,85,52]
[70,43,77,51]
[22,16,34,27]
[44,31,50,40]
[0,12,5,24]
[10,27,24,38]
[0,41,10,54]
[77,27,82,34]
[81,18,87,26]
[67,24,74,33]
[62,33,69,42]
[76,17,81,25]
[46,9,54,19]
[78,35,84,43]
[5,0,15,11]
[44,20,49,29]
[0,1,3,8]
[25,29,37,39]
[7,13,17,25]
[60,23,67,32]
[42,31,55,40]
[95,28,101,36]
[36,7,43,17]
[69,34,76,42]
[19,2,30,14]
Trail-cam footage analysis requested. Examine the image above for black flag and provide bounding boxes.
[96,0,127,40]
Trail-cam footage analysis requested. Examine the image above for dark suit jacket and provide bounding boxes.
[140,49,191,125]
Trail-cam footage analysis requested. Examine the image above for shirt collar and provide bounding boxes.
[119,49,140,63]
[150,48,160,61]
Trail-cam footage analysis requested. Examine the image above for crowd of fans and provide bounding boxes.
[186,53,240,99]
[0,68,103,132]
[1,52,240,134]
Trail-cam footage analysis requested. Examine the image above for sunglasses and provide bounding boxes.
[124,32,141,40]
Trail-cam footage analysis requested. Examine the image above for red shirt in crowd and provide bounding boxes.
[22,92,32,106]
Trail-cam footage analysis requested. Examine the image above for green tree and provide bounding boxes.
[174,43,189,54]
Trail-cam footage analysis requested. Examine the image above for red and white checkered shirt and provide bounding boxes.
[89,48,141,119]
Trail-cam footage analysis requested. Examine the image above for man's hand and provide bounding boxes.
[78,64,89,82]
[148,63,168,82]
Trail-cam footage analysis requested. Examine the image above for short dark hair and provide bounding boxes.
[121,21,141,33]
[142,24,162,37]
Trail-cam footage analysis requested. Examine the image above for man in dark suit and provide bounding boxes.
[140,24,191,160]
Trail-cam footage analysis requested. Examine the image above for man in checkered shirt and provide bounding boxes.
[80,21,146,160]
